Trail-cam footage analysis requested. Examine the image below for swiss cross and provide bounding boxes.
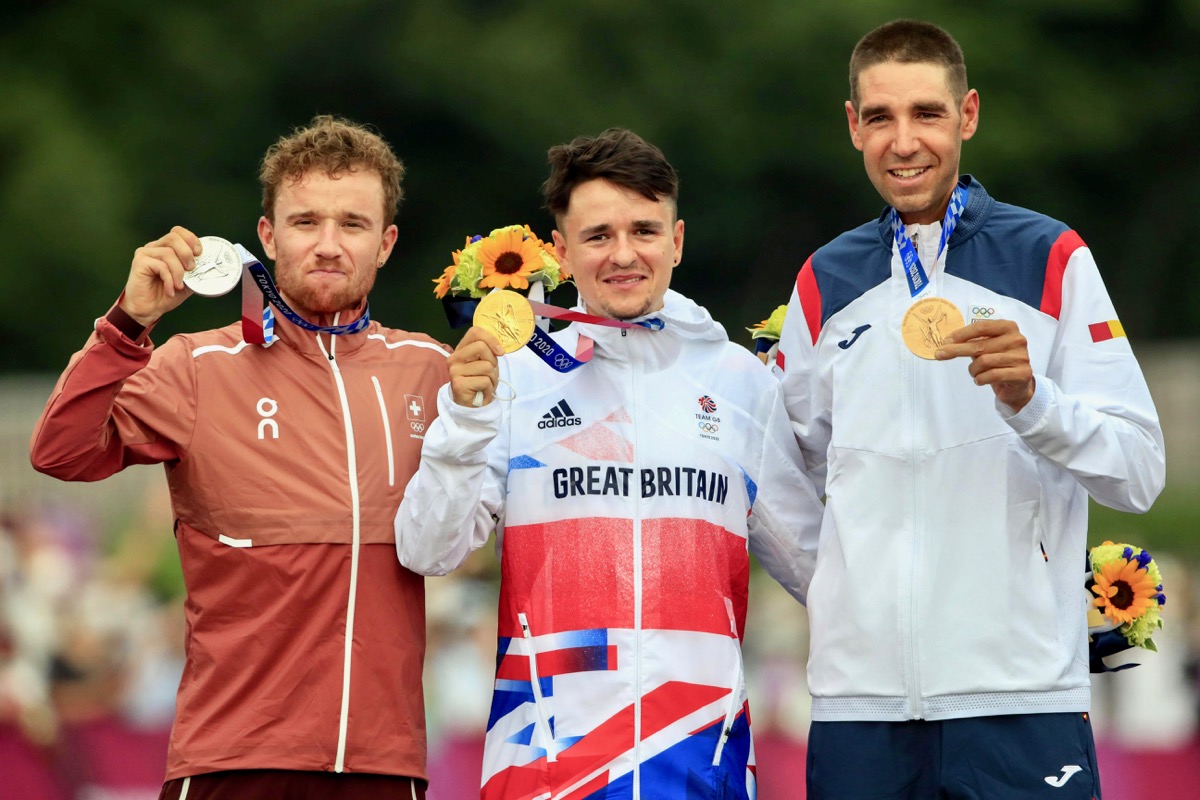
[409,399,422,417]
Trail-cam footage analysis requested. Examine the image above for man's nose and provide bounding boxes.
[892,119,920,158]
[610,234,637,267]
[315,221,341,257]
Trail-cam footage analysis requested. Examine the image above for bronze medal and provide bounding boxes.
[473,289,535,354]
[901,297,964,359]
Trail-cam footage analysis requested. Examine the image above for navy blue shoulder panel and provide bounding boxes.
[946,199,1070,310]
[810,218,891,327]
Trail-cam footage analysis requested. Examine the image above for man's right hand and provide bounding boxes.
[448,326,504,407]
[119,226,203,327]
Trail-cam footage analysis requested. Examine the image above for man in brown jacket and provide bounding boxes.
[30,116,447,799]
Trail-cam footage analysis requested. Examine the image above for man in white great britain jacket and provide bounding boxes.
[396,128,823,799]
[775,20,1166,800]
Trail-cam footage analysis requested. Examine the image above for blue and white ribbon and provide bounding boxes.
[890,183,968,299]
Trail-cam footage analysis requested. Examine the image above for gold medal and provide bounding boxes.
[901,297,964,359]
[473,289,535,354]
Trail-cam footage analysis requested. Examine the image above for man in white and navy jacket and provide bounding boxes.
[775,19,1165,800]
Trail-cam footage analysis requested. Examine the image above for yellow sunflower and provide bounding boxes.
[478,228,543,291]
[1091,557,1159,626]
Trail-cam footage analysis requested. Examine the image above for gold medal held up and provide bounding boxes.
[473,289,535,353]
[901,297,964,359]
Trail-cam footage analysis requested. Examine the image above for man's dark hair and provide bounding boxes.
[541,128,679,221]
[849,19,968,111]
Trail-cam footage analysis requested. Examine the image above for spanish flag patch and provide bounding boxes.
[1088,319,1126,342]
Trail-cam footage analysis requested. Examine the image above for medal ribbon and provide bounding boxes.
[236,244,371,344]
[442,295,660,373]
[890,183,968,298]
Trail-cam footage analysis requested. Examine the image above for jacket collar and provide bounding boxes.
[566,289,728,367]
[873,174,994,250]
[265,301,372,358]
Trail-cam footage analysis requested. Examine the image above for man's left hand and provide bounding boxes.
[936,319,1035,412]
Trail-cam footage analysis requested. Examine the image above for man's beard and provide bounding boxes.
[275,259,375,317]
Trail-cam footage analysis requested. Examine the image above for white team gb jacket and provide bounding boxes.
[396,289,823,799]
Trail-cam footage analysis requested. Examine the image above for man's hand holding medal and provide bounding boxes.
[121,227,243,326]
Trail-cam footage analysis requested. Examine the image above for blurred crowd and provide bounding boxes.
[2,484,1198,799]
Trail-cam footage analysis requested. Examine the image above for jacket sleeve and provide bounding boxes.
[746,377,824,606]
[30,314,195,481]
[773,263,831,496]
[1001,245,1165,513]
[394,382,509,576]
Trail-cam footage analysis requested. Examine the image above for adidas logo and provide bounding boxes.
[538,399,582,429]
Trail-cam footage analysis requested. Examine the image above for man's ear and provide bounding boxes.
[959,88,980,142]
[846,100,864,152]
[257,216,276,260]
[552,229,568,266]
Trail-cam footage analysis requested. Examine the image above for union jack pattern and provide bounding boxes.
[482,400,759,799]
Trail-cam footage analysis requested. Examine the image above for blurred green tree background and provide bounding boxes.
[4,0,1197,368]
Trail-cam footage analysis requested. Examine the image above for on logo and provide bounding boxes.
[257,397,279,440]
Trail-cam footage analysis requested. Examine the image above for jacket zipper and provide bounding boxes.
[627,328,645,797]
[517,612,556,763]
[712,598,745,766]
[905,234,935,721]
[318,329,363,771]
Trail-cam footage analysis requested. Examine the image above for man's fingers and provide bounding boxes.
[455,325,505,357]
[936,325,1027,361]
[139,246,190,292]
[941,319,1015,344]
[169,226,203,259]
[969,362,1030,387]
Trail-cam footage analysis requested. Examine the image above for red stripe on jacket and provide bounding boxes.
[1040,230,1085,319]
[797,257,822,345]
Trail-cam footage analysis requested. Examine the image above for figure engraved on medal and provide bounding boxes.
[183,236,243,297]
[473,289,536,353]
[901,297,964,359]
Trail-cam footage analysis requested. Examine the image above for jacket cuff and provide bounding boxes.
[102,294,156,344]
[1000,377,1051,436]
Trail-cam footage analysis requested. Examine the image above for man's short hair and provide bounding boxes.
[541,128,679,221]
[849,19,968,112]
[259,115,405,222]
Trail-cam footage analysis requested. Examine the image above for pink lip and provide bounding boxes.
[603,274,646,284]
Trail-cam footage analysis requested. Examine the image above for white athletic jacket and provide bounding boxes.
[775,176,1165,722]
[397,289,823,799]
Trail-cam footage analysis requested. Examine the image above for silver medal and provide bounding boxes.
[184,236,243,297]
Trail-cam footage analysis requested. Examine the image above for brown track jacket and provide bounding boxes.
[31,307,449,781]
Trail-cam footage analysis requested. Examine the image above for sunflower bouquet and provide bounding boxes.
[433,224,569,300]
[1086,541,1166,672]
